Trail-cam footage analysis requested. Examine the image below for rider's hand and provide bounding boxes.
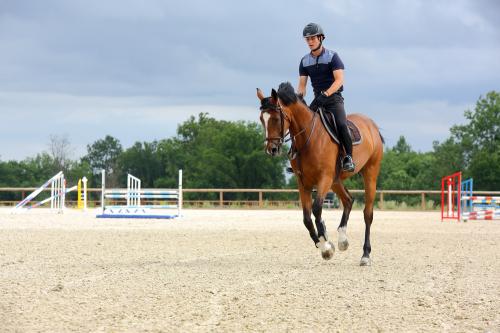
[310,91,329,111]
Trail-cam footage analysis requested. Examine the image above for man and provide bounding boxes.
[297,22,355,172]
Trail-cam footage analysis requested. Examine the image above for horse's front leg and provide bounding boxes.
[312,179,335,260]
[299,186,320,247]
[332,182,354,252]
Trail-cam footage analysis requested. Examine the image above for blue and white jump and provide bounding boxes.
[96,170,183,219]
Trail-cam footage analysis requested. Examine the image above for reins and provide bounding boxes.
[261,98,319,180]
[276,102,318,184]
[286,105,318,159]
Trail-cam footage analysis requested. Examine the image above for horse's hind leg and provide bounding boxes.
[332,182,354,252]
[360,161,381,266]
[312,178,335,260]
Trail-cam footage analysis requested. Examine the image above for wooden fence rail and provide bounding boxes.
[1,188,499,210]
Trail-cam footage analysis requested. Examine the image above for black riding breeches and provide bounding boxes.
[322,94,352,156]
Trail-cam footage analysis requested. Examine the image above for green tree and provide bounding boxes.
[393,136,412,154]
[116,141,163,187]
[433,91,499,190]
[156,113,287,200]
[82,135,123,174]
[82,135,123,186]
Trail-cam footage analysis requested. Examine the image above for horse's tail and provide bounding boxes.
[372,118,385,145]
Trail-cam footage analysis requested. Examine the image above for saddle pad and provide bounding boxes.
[319,109,362,146]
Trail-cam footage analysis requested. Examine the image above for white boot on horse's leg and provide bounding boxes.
[337,226,349,251]
[316,236,335,260]
[360,256,371,266]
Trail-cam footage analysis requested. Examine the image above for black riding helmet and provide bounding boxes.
[303,23,325,39]
[303,23,325,52]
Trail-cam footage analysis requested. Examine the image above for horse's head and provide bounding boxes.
[257,88,291,156]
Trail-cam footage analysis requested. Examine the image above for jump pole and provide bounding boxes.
[98,169,182,219]
[178,169,183,217]
[14,171,62,210]
[12,171,77,213]
[29,185,77,210]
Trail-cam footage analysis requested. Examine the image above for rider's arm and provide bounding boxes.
[297,75,308,97]
[324,69,343,96]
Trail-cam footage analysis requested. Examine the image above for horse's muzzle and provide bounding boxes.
[267,142,281,156]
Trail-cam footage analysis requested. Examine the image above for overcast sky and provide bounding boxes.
[1,0,499,161]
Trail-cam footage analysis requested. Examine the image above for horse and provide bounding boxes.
[257,82,384,266]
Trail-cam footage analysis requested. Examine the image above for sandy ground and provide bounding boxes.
[0,208,499,333]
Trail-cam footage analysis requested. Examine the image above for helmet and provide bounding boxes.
[303,23,325,38]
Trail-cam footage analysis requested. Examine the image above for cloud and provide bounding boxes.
[0,91,259,160]
[364,99,472,151]
[0,0,498,160]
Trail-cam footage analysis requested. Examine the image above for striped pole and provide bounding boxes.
[28,185,77,209]
[461,196,500,202]
[13,171,63,211]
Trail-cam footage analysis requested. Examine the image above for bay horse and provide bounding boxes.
[257,82,384,265]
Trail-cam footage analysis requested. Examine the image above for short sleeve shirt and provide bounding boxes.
[299,48,344,95]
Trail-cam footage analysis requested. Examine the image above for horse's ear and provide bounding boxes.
[271,88,278,101]
[256,88,264,101]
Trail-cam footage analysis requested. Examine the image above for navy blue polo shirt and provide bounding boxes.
[299,48,344,96]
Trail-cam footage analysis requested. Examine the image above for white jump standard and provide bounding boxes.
[11,171,82,213]
[96,170,183,219]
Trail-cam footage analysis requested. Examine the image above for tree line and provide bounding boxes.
[0,91,498,203]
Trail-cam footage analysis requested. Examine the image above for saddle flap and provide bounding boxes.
[318,108,362,146]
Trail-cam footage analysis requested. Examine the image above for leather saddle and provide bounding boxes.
[318,108,362,146]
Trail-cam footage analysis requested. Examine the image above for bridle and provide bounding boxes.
[260,99,318,156]
[260,101,290,148]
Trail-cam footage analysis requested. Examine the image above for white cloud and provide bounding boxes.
[0,92,259,160]
[361,99,471,151]
[343,46,500,85]
[0,0,498,160]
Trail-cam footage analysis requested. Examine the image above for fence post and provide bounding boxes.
[219,191,223,207]
[259,191,263,207]
[421,192,426,210]
[379,192,384,210]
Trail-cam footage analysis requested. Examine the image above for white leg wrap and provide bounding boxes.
[338,226,349,251]
[338,227,347,243]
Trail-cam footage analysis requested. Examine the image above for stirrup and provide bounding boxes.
[342,155,355,172]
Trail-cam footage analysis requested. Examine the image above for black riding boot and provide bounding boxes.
[342,155,355,172]
[339,126,355,172]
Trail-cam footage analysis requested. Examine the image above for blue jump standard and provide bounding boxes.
[96,214,178,219]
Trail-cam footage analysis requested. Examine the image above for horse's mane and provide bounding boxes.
[277,82,298,106]
[277,82,308,107]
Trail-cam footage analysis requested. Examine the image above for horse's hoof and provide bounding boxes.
[338,239,349,251]
[321,241,335,260]
[360,256,371,266]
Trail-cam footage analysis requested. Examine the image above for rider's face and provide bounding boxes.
[305,36,321,51]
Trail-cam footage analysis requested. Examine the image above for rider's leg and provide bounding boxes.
[325,94,355,171]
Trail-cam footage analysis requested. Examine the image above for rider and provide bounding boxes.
[297,22,355,172]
